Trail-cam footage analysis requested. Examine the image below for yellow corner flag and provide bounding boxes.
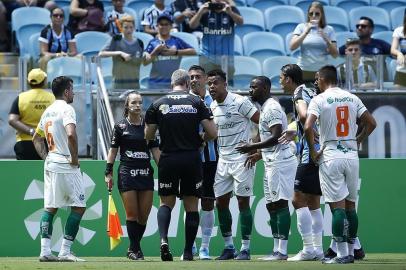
[107,192,123,250]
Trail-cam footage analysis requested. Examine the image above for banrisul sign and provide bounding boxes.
[0,160,405,256]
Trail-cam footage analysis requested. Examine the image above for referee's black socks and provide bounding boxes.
[184,211,200,254]
[126,220,139,252]
[158,205,172,243]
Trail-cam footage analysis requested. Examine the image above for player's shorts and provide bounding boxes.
[44,168,86,208]
[263,158,297,203]
[117,163,154,192]
[201,161,217,199]
[213,160,255,198]
[319,158,359,203]
[294,161,322,195]
[158,151,202,197]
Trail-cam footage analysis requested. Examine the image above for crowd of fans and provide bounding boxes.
[0,0,405,88]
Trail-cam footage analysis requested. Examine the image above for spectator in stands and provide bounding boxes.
[105,0,128,37]
[99,15,145,90]
[4,0,56,11]
[8,68,55,160]
[144,14,196,90]
[189,0,243,86]
[38,7,78,72]
[172,0,202,33]
[337,38,376,89]
[391,8,406,87]
[290,1,338,83]
[0,1,8,51]
[68,0,104,35]
[141,0,172,36]
[339,17,391,56]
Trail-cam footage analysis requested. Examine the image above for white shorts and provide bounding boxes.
[44,168,86,208]
[213,160,255,197]
[319,159,359,203]
[263,158,297,203]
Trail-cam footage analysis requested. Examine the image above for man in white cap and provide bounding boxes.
[8,68,55,160]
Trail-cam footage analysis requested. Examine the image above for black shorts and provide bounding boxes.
[294,162,322,195]
[201,161,217,199]
[14,141,42,160]
[158,151,202,197]
[117,164,154,192]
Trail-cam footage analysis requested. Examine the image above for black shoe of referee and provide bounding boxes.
[160,243,173,261]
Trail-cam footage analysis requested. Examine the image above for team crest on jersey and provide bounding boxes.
[118,123,126,129]
[222,17,229,25]
[79,194,85,201]
[225,112,232,118]
[159,104,170,114]
[327,97,334,104]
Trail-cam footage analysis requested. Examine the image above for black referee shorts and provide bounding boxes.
[158,151,202,197]
[117,164,154,192]
[294,162,322,196]
[201,161,217,200]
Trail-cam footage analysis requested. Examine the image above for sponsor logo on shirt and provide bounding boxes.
[203,27,232,35]
[218,121,238,129]
[327,97,354,104]
[125,151,149,159]
[167,105,197,114]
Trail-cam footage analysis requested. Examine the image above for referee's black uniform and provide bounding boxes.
[145,91,212,197]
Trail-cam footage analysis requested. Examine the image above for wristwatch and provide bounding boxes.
[29,128,35,136]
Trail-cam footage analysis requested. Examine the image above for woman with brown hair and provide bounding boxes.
[290,1,338,83]
[104,91,160,260]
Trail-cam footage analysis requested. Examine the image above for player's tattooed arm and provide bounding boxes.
[32,132,48,160]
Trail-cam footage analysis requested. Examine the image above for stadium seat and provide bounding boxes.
[246,0,288,10]
[47,57,84,87]
[75,31,112,57]
[373,0,405,13]
[54,0,71,7]
[234,35,243,56]
[16,25,46,57]
[349,7,391,33]
[133,32,154,48]
[285,32,300,57]
[235,7,265,38]
[179,56,199,70]
[104,7,138,30]
[391,7,405,29]
[126,0,154,19]
[233,56,262,89]
[264,6,305,39]
[170,32,200,52]
[335,31,357,48]
[372,31,394,45]
[323,6,349,32]
[234,0,246,6]
[290,0,329,14]
[243,32,285,63]
[332,0,369,13]
[11,7,50,33]
[28,33,41,61]
[263,56,297,88]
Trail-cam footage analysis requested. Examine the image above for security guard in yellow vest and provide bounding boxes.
[8,68,55,159]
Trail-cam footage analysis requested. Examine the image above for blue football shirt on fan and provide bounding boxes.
[145,36,193,89]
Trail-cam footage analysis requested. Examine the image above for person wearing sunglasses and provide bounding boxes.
[38,7,78,72]
[290,1,338,85]
[337,38,376,90]
[338,17,391,57]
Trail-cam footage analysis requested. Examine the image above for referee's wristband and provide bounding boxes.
[105,163,113,176]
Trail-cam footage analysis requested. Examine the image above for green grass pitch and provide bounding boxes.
[1,254,406,270]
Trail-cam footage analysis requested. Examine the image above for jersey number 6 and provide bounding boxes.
[336,106,349,137]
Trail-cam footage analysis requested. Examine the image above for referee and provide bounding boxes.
[145,69,217,261]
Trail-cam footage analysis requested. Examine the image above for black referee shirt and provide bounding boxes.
[145,91,212,153]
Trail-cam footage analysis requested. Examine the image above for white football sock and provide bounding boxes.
[59,239,73,256]
[310,208,324,254]
[200,210,214,249]
[337,241,348,258]
[273,238,279,253]
[278,240,288,255]
[330,238,337,253]
[241,239,250,251]
[40,238,52,256]
[296,207,313,253]
[224,236,234,248]
[354,237,361,249]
